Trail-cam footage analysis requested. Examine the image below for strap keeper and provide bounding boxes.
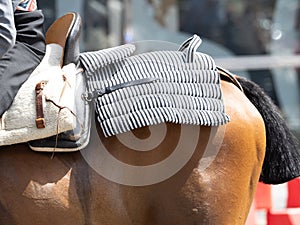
[36,118,45,128]
[35,81,47,129]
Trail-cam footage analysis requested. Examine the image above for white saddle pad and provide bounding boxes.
[0,44,79,146]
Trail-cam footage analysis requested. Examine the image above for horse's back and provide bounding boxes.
[0,80,266,225]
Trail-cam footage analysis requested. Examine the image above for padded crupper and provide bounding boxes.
[0,44,79,146]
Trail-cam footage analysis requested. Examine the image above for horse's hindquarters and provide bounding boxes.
[88,79,266,224]
[0,81,266,225]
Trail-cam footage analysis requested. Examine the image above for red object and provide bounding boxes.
[245,182,272,225]
[254,182,272,210]
[267,208,300,225]
[244,178,300,225]
[267,178,300,225]
[245,201,257,225]
[287,178,300,208]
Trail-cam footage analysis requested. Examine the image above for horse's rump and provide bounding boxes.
[237,76,300,184]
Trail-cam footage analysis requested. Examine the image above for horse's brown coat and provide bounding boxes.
[0,80,266,225]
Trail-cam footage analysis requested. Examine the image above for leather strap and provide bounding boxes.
[217,66,243,92]
[35,81,47,128]
[82,77,159,102]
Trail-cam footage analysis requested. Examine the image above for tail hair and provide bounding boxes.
[236,76,300,184]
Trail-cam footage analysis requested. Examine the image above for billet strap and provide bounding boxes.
[178,34,202,63]
[35,80,47,128]
[217,66,243,92]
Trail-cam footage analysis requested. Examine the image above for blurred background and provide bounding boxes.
[38,0,300,140]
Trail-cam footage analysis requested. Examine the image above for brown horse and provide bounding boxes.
[0,12,300,225]
[0,72,300,225]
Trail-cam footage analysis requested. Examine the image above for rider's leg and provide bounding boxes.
[0,0,16,58]
[0,9,45,116]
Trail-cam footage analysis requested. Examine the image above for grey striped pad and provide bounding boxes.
[80,44,136,75]
[80,35,230,137]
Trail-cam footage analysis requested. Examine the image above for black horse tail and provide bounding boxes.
[236,76,300,184]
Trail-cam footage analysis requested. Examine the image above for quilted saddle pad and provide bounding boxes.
[80,35,230,137]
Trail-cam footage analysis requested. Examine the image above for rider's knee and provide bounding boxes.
[0,27,16,57]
